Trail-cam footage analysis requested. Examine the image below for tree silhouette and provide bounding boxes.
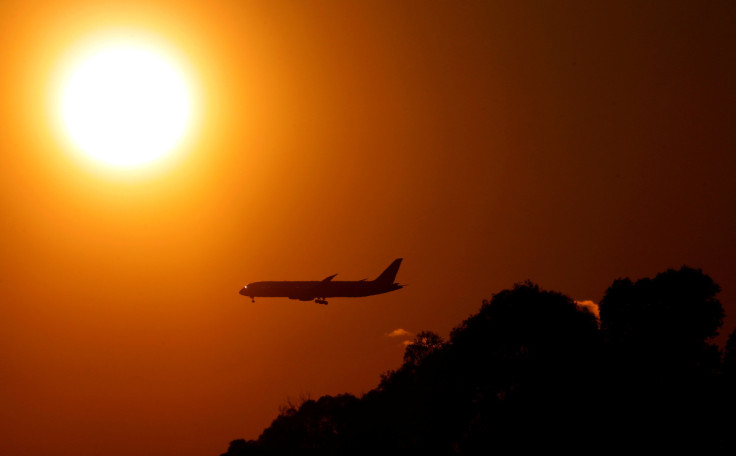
[600,267,723,347]
[444,281,601,452]
[724,329,736,377]
[222,269,733,455]
[402,330,444,366]
[721,328,736,452]
[597,267,725,452]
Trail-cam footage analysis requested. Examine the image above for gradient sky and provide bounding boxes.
[1,1,735,455]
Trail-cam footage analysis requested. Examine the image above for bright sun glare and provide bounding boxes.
[55,34,196,169]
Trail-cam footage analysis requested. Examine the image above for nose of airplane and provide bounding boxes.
[239,287,247,295]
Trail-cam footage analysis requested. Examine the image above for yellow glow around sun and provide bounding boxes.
[54,33,197,169]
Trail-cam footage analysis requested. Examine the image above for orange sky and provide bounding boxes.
[1,1,735,455]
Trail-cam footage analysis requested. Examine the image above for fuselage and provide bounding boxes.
[239,280,402,300]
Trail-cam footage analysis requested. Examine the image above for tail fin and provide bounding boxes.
[374,258,403,284]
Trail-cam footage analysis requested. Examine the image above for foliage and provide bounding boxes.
[402,330,444,366]
[222,267,732,455]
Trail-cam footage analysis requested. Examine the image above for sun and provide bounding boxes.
[55,33,197,169]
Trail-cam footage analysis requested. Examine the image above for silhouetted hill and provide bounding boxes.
[221,267,734,455]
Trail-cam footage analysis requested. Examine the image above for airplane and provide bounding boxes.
[239,258,403,305]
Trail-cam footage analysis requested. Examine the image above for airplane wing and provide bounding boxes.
[322,274,338,282]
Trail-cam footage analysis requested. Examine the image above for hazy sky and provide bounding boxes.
[1,1,735,455]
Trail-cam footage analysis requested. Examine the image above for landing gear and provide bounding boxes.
[315,298,328,305]
[251,297,255,303]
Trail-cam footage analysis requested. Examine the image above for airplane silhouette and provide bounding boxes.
[239,259,403,305]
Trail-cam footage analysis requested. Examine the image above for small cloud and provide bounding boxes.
[387,328,412,338]
[402,340,413,347]
[575,300,600,319]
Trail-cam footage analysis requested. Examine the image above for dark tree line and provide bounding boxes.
[222,267,736,455]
